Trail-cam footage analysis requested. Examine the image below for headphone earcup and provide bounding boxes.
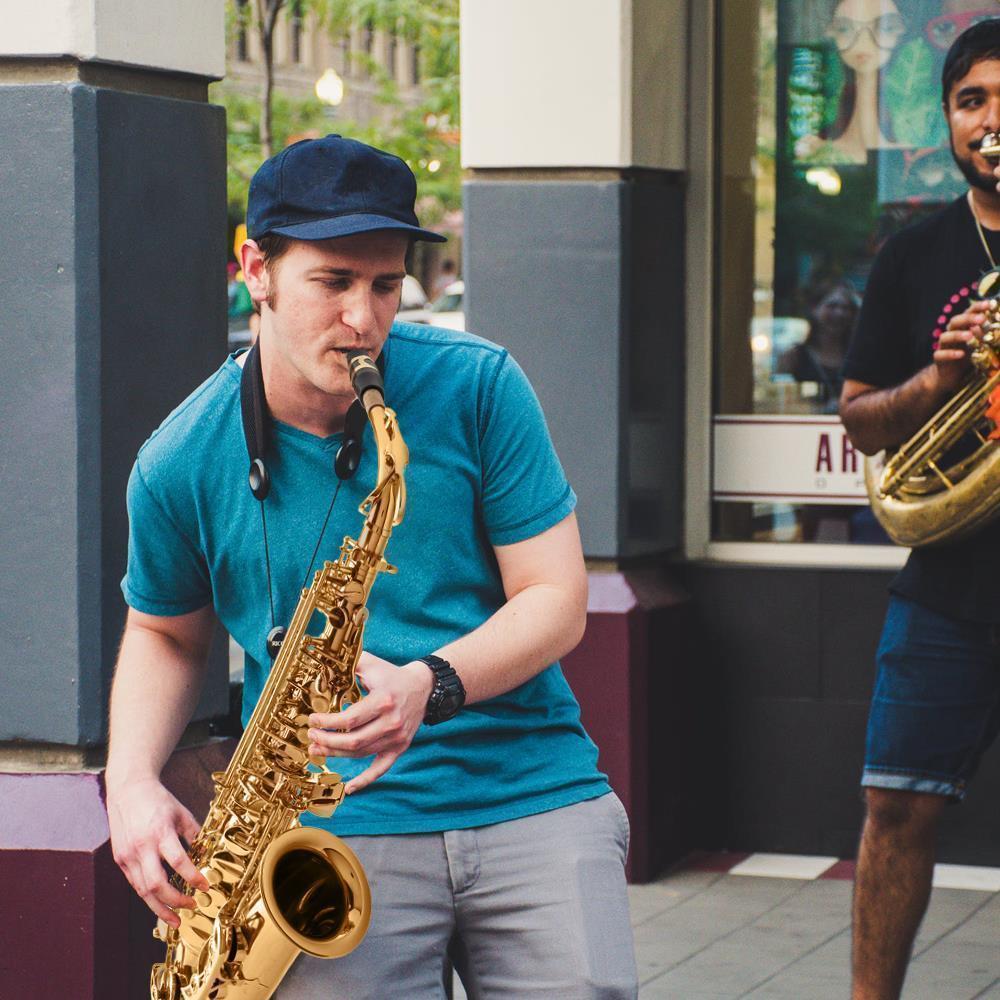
[335,437,362,480]
[249,458,271,500]
[335,400,367,480]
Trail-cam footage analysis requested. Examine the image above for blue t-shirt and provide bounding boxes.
[122,322,610,834]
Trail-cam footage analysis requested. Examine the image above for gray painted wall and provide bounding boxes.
[463,176,684,559]
[0,84,228,746]
[685,564,1000,865]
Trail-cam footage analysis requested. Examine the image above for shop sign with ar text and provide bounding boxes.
[712,415,868,505]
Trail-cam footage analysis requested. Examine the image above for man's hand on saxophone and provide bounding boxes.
[935,297,989,392]
[106,776,209,927]
[306,513,589,796]
[841,297,988,456]
[307,652,434,794]
[105,606,214,928]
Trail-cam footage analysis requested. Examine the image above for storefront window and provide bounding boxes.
[714,0,992,544]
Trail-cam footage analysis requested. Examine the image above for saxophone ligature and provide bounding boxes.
[150,350,408,999]
[866,131,1000,546]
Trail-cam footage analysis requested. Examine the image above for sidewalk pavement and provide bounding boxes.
[451,853,1000,999]
[628,855,1000,999]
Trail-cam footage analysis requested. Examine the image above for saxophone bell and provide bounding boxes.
[258,827,371,960]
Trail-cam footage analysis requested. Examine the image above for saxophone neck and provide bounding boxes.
[364,404,408,526]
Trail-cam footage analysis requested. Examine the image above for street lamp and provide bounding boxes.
[315,68,345,108]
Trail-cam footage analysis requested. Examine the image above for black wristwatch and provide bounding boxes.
[419,654,466,725]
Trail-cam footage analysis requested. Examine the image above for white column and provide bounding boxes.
[3,0,225,77]
[461,0,687,170]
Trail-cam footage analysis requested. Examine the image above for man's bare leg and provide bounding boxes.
[852,787,947,1000]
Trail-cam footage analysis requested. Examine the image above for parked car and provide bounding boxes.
[400,274,429,311]
[228,322,254,353]
[397,279,465,330]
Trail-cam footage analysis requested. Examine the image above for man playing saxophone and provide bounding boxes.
[840,21,1000,1000]
[105,134,637,998]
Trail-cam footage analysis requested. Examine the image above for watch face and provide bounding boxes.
[424,661,464,724]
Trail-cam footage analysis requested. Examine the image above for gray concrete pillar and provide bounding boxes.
[0,4,228,995]
[461,0,688,560]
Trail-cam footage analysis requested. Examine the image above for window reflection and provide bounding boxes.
[774,280,860,413]
[714,0,991,545]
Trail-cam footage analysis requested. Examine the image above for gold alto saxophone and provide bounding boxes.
[151,352,408,1000]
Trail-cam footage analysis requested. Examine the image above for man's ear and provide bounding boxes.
[240,240,270,307]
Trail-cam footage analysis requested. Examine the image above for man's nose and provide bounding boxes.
[982,99,1000,134]
[342,286,376,332]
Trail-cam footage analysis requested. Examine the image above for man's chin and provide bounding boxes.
[319,374,358,402]
[957,156,998,194]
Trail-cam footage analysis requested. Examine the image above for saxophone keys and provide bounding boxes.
[177,910,214,950]
[309,694,332,715]
[203,866,223,887]
[309,674,333,715]
[284,743,310,767]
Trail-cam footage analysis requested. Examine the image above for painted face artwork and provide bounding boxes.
[925,9,998,51]
[826,0,905,73]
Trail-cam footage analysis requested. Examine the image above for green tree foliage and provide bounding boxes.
[216,0,460,226]
[326,0,460,224]
[212,86,334,218]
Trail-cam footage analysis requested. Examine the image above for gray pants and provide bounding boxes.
[279,793,638,999]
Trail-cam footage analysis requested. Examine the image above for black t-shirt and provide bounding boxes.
[844,194,1000,622]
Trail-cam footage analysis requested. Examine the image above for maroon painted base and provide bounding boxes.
[0,739,235,999]
[1,575,689,993]
[562,569,694,883]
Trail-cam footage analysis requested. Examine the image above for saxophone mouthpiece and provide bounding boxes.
[347,351,384,413]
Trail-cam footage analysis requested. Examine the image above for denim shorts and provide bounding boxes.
[863,595,1000,799]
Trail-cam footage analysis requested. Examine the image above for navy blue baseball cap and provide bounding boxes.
[247,134,446,243]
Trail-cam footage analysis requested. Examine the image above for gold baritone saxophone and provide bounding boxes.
[151,352,408,1000]
[865,132,1000,546]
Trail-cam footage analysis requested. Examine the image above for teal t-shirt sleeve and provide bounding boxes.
[479,352,576,546]
[121,461,213,615]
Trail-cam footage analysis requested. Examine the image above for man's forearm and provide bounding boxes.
[105,619,211,791]
[434,581,587,704]
[840,365,951,455]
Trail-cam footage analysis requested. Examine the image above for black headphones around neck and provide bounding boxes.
[238,341,386,659]
[238,341,383,498]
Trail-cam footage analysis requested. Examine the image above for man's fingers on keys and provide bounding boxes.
[161,837,209,893]
[179,807,202,846]
[139,845,195,915]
